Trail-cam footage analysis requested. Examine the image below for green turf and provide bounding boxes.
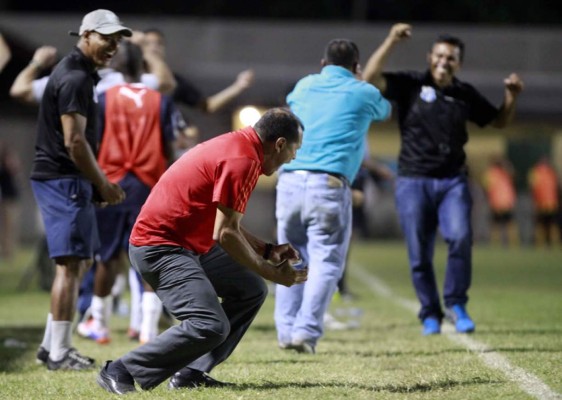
[0,242,560,399]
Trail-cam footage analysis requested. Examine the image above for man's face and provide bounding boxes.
[144,32,166,58]
[263,128,303,176]
[84,31,123,68]
[427,42,461,87]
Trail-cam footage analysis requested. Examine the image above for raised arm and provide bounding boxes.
[363,23,412,93]
[491,73,524,128]
[10,46,57,104]
[130,31,177,94]
[0,34,11,73]
[205,69,254,113]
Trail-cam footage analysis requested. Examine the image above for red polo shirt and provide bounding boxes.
[129,126,263,254]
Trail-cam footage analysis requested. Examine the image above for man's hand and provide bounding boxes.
[267,243,299,265]
[31,46,57,70]
[504,73,524,96]
[97,181,126,206]
[234,69,254,90]
[265,259,308,287]
[388,23,412,43]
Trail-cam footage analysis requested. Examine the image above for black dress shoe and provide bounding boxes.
[168,370,233,389]
[97,361,136,394]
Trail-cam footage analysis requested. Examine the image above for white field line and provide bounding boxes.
[351,264,562,400]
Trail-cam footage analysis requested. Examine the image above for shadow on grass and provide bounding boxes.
[229,376,502,393]
[325,347,472,358]
[0,325,44,373]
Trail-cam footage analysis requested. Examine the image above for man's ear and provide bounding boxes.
[276,137,287,153]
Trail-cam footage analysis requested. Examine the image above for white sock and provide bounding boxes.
[111,273,127,297]
[50,321,72,361]
[91,295,112,329]
[40,313,53,350]
[140,292,162,342]
[129,268,143,331]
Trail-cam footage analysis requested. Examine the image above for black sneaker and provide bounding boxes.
[168,370,233,389]
[36,346,49,365]
[97,361,136,394]
[47,348,95,371]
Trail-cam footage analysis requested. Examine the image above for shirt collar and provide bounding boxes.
[321,65,355,78]
[423,69,460,90]
[240,126,264,173]
[71,46,101,85]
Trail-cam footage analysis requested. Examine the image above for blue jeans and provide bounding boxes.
[395,175,473,321]
[274,171,352,346]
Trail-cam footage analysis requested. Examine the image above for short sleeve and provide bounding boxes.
[173,73,204,108]
[57,71,92,116]
[383,71,417,103]
[32,76,49,103]
[141,73,159,90]
[465,84,499,127]
[212,158,261,213]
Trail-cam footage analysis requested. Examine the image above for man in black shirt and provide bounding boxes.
[31,9,129,371]
[363,23,523,335]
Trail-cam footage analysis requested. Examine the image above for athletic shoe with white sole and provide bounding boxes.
[47,348,95,371]
[36,346,49,365]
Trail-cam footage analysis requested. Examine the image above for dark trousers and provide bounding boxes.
[123,244,268,390]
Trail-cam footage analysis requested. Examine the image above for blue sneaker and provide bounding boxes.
[445,304,475,333]
[422,317,441,335]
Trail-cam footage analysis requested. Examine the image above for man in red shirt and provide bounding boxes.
[97,107,307,394]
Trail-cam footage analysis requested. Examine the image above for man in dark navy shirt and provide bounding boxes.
[31,9,129,371]
[364,23,523,335]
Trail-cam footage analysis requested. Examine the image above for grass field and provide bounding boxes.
[0,241,560,399]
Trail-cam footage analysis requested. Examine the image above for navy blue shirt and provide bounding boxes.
[31,47,100,180]
[384,70,498,178]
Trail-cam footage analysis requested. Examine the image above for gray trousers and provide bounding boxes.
[122,244,268,390]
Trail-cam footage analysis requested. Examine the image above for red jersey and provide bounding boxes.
[129,126,263,253]
[97,84,168,188]
[483,165,516,212]
[528,162,559,212]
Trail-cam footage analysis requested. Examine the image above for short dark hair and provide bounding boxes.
[433,34,465,62]
[111,41,144,81]
[324,39,359,70]
[254,108,303,144]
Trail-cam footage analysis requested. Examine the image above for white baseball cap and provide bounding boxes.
[69,9,132,37]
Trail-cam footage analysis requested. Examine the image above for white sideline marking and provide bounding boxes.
[351,265,562,400]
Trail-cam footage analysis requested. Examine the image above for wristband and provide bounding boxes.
[263,243,273,260]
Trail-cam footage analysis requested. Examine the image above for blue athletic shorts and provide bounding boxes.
[31,177,100,260]
[96,173,151,262]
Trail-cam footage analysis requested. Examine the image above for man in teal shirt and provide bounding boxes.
[275,39,391,354]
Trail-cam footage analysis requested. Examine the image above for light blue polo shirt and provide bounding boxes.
[284,65,391,183]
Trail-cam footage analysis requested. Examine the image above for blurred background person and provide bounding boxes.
[482,155,518,247]
[142,28,255,153]
[528,156,560,247]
